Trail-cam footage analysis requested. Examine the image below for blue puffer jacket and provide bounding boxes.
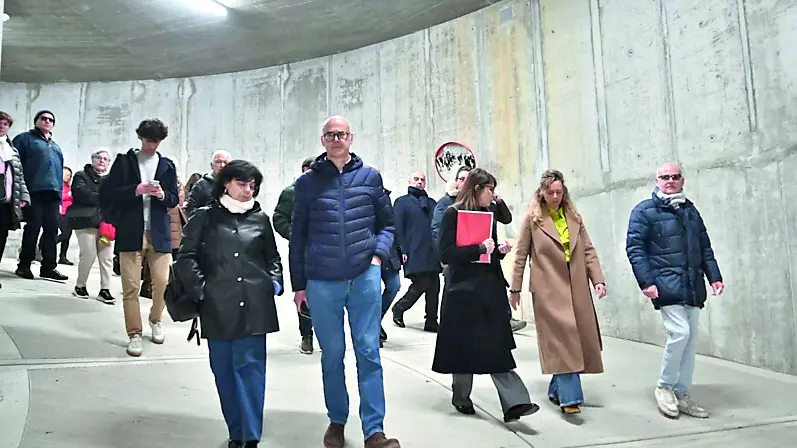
[12,129,64,196]
[289,153,395,291]
[625,191,722,309]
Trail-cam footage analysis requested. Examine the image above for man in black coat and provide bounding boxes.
[391,170,441,332]
[626,162,724,420]
[99,119,179,358]
[185,149,231,218]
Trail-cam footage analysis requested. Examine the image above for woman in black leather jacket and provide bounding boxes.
[175,160,283,448]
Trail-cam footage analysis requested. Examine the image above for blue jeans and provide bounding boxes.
[306,264,385,439]
[208,335,267,442]
[381,269,401,318]
[548,373,584,407]
[658,305,700,395]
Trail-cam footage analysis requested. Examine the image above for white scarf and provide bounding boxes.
[655,188,686,209]
[219,194,254,214]
[0,138,14,162]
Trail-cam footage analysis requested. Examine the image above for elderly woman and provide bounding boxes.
[510,169,607,415]
[0,111,30,288]
[68,149,115,303]
[175,160,283,448]
[433,167,539,423]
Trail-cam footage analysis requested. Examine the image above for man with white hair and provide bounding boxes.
[185,149,231,218]
[626,162,725,419]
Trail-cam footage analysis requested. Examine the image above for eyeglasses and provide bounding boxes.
[322,131,350,142]
[93,156,110,162]
[39,116,54,123]
[658,174,682,181]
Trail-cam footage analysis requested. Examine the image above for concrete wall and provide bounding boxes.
[1,0,796,375]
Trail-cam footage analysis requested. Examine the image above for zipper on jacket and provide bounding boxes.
[338,175,347,273]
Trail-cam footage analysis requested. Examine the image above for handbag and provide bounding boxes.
[164,209,209,345]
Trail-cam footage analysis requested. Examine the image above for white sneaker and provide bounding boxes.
[655,387,679,418]
[150,320,165,344]
[127,334,143,357]
[677,394,709,418]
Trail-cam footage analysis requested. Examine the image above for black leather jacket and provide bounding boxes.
[175,200,284,340]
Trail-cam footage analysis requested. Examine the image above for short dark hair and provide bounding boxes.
[135,119,168,141]
[301,157,314,170]
[211,160,264,199]
[64,166,73,175]
[0,111,14,126]
[455,165,472,179]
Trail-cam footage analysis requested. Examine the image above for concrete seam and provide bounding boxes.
[778,161,797,374]
[735,0,759,149]
[326,57,333,116]
[279,64,286,186]
[379,355,537,448]
[529,0,549,176]
[423,28,435,168]
[474,10,489,171]
[375,46,385,171]
[560,416,797,448]
[76,83,87,153]
[588,0,610,174]
[658,0,679,162]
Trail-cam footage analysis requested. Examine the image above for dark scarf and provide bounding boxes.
[408,186,433,213]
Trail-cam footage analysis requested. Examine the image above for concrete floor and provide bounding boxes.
[1,258,796,448]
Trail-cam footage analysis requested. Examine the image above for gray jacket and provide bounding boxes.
[2,136,31,229]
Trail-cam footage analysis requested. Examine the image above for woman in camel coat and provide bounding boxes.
[510,169,606,415]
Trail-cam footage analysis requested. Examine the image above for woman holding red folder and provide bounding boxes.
[432,168,540,423]
[510,169,607,415]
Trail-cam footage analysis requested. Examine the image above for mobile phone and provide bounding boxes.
[149,180,160,186]
[299,301,311,319]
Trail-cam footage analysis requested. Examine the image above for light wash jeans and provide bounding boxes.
[548,373,584,407]
[306,264,386,439]
[658,305,700,395]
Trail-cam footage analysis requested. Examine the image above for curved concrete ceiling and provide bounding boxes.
[0,0,501,83]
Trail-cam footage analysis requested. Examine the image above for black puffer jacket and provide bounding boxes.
[67,164,104,230]
[185,173,214,218]
[175,200,284,340]
[626,192,722,310]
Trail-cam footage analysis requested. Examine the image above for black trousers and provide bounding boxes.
[393,271,440,323]
[20,192,60,270]
[0,203,13,258]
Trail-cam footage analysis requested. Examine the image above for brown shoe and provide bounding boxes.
[323,423,345,448]
[364,432,400,448]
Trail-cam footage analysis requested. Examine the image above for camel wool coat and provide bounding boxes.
[511,208,605,375]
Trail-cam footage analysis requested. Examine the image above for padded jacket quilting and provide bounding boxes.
[626,193,722,309]
[289,153,395,291]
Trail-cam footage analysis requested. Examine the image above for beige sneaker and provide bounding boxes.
[677,394,708,418]
[127,334,143,357]
[655,387,679,418]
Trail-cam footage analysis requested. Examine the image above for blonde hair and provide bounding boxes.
[529,169,580,224]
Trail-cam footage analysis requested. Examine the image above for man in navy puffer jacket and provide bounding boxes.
[626,162,724,421]
[289,116,400,448]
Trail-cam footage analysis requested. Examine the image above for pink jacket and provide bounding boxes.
[60,184,72,216]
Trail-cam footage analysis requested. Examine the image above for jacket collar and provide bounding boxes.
[536,207,582,251]
[309,152,363,176]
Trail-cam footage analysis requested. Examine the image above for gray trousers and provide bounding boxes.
[452,370,531,413]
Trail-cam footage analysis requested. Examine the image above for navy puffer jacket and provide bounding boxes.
[625,192,722,309]
[289,153,395,291]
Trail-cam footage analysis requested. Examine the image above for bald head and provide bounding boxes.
[655,162,684,194]
[320,115,353,163]
[408,170,426,191]
[321,116,351,134]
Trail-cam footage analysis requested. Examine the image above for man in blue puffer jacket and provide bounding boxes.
[626,162,724,420]
[289,116,400,448]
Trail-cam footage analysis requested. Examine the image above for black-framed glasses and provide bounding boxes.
[323,131,350,142]
[658,174,682,181]
[39,116,54,123]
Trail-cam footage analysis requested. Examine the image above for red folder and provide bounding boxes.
[456,210,494,263]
